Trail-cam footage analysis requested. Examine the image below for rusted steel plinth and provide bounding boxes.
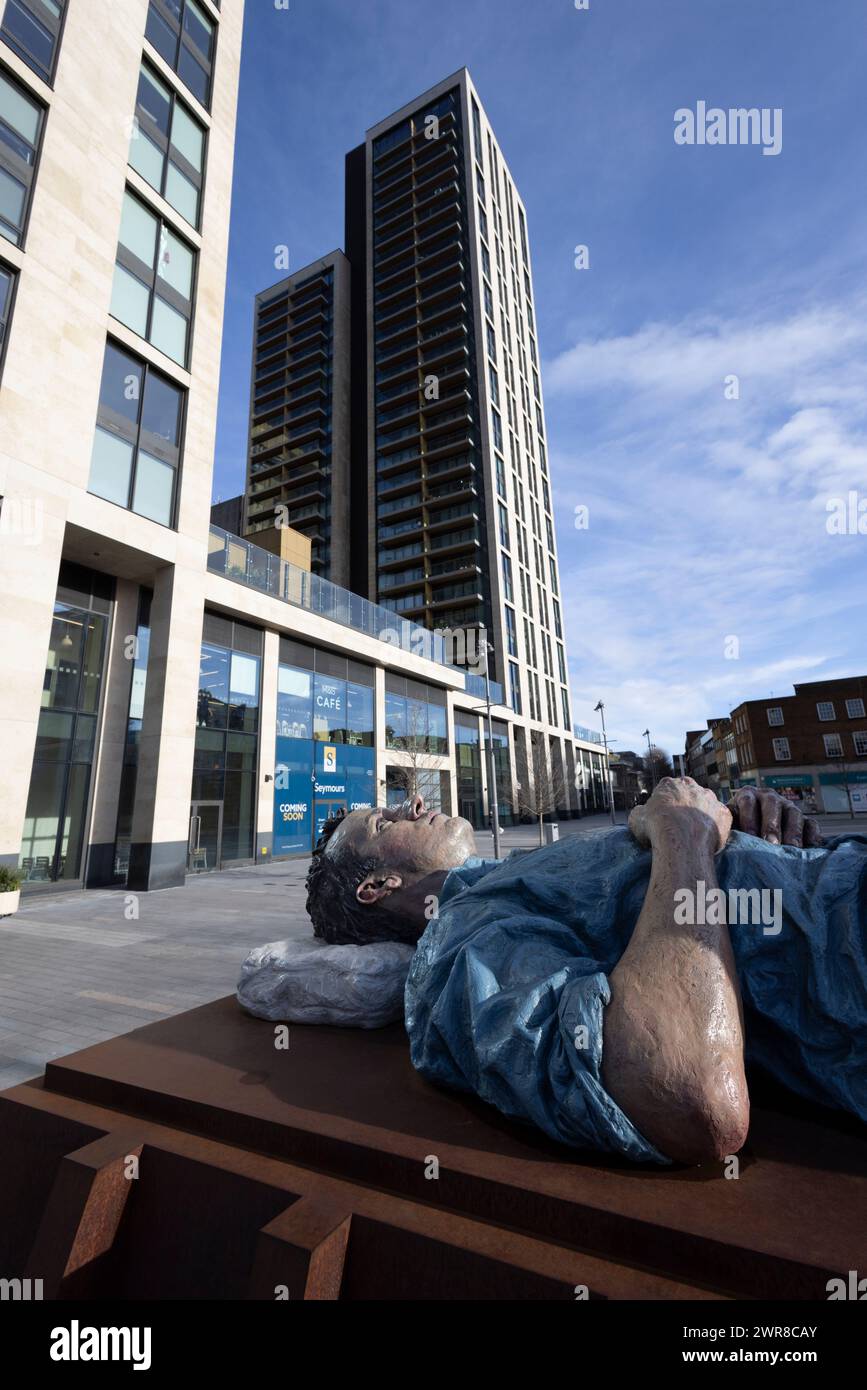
[0,996,863,1300]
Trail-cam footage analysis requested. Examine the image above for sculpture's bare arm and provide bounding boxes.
[601,779,749,1165]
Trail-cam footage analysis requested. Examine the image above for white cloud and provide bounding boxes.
[545,298,867,753]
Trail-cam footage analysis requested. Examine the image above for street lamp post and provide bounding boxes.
[643,728,657,789]
[594,701,617,826]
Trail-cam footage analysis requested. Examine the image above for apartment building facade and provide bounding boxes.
[0,0,247,892]
[348,71,579,819]
[244,251,352,585]
[731,677,867,813]
[685,677,867,813]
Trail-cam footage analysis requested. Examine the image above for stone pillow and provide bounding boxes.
[236,936,416,1029]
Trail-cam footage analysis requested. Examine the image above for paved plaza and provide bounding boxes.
[0,812,861,1090]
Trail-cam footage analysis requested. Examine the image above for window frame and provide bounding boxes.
[772,737,791,762]
[816,701,836,722]
[89,337,187,530]
[766,706,784,726]
[145,0,217,111]
[853,731,867,757]
[823,732,843,759]
[130,58,208,231]
[0,254,17,378]
[0,0,68,86]
[0,60,45,248]
[110,186,198,368]
[846,698,866,719]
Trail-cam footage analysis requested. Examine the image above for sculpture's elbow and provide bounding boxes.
[663,1078,750,1166]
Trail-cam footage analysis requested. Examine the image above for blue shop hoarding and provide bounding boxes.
[273,738,376,854]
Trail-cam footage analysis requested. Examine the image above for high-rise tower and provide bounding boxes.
[346,70,574,761]
[244,251,351,584]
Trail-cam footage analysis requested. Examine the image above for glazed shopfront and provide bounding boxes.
[273,638,376,855]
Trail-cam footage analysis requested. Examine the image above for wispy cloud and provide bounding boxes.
[548,297,867,752]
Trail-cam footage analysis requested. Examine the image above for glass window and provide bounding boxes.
[385,691,407,748]
[428,702,447,754]
[131,450,174,524]
[772,737,791,761]
[0,66,43,245]
[277,664,313,738]
[405,697,428,749]
[88,430,134,509]
[846,698,866,719]
[19,590,108,884]
[501,552,513,603]
[228,651,260,732]
[313,673,346,742]
[816,701,836,721]
[0,257,15,363]
[197,642,229,727]
[347,681,374,747]
[146,0,215,109]
[129,63,206,227]
[110,190,196,366]
[509,661,522,715]
[1,0,65,84]
[853,732,867,756]
[88,341,184,526]
[823,733,843,757]
[766,707,784,726]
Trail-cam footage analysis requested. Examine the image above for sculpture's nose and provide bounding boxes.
[405,795,426,820]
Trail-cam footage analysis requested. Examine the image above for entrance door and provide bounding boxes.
[188,802,223,873]
[313,799,346,847]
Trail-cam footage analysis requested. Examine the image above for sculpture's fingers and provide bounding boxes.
[759,793,784,845]
[781,802,803,848]
[803,818,825,848]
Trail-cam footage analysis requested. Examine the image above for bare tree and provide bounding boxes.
[386,701,443,807]
[514,735,568,846]
[643,744,675,787]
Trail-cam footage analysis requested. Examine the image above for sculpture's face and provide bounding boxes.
[330,797,477,878]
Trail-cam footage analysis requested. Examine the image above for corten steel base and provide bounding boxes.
[0,996,864,1300]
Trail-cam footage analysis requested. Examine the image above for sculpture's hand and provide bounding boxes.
[629,777,732,854]
[727,787,823,848]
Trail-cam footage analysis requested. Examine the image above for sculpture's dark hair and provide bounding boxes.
[305,809,421,946]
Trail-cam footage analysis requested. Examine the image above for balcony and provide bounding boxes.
[424,428,475,462]
[426,504,479,531]
[377,419,422,453]
[429,556,482,582]
[376,491,423,519]
[425,450,475,482]
[429,582,484,608]
[428,528,480,555]
[427,479,477,508]
[378,514,425,542]
[250,440,325,476]
[208,525,455,666]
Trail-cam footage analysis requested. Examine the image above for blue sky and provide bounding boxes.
[214,0,867,757]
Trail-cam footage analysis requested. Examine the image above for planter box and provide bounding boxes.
[0,889,20,918]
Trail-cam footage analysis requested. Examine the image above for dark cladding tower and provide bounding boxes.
[244,251,351,584]
[346,70,574,751]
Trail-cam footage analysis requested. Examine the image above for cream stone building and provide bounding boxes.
[0,11,607,895]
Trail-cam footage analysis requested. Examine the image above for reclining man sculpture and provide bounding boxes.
[301,778,866,1166]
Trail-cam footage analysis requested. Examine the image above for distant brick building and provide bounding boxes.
[730,677,867,813]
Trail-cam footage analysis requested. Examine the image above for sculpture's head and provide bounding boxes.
[305,796,476,946]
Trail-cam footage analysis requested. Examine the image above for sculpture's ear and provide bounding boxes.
[356,873,402,906]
